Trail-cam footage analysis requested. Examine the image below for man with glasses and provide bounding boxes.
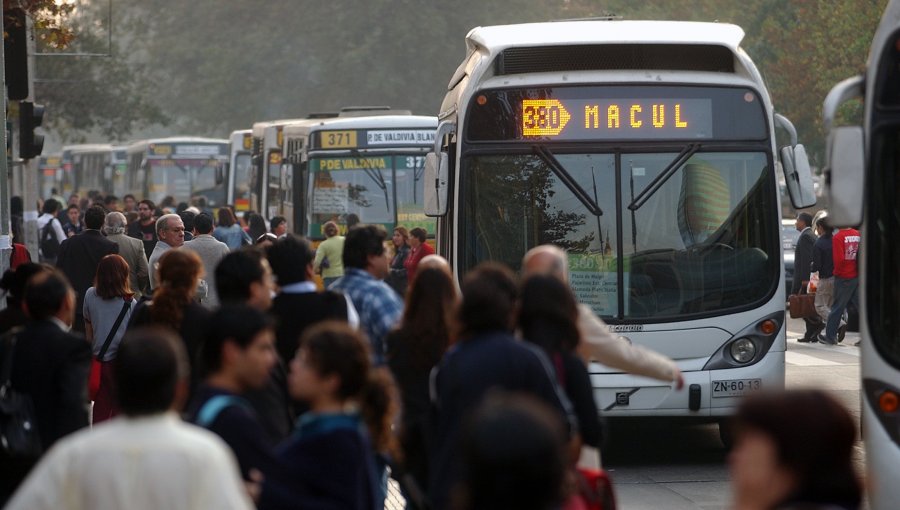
[149,214,185,291]
[128,199,159,260]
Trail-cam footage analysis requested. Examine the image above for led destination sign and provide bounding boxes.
[467,86,767,142]
[521,98,711,139]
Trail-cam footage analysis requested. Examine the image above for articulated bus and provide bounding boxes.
[125,137,229,207]
[824,2,900,506]
[423,20,816,440]
[60,144,114,197]
[227,129,253,213]
[281,111,437,239]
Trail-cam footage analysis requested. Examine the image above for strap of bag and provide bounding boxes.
[1,328,23,389]
[196,395,248,428]
[96,299,132,362]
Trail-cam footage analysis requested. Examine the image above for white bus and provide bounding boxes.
[424,20,816,441]
[824,2,900,506]
[281,108,436,238]
[60,143,114,198]
[249,119,315,220]
[227,129,253,213]
[125,137,229,207]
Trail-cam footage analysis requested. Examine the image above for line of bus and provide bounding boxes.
[823,1,900,506]
[423,19,816,441]
[234,108,437,238]
[28,138,229,210]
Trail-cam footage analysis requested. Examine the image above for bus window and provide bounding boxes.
[621,152,775,318]
[147,159,224,206]
[233,153,252,208]
[307,155,395,236]
[394,155,436,235]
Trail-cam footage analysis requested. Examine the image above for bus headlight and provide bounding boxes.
[729,338,757,364]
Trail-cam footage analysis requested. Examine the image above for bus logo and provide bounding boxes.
[522,99,571,136]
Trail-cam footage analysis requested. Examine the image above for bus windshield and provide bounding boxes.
[461,151,778,321]
[307,155,395,236]
[148,159,223,206]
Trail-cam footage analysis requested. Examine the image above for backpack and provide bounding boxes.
[194,394,249,428]
[40,219,60,260]
[0,329,43,459]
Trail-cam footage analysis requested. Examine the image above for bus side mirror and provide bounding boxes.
[825,126,864,227]
[424,152,448,216]
[774,113,816,210]
[780,143,816,209]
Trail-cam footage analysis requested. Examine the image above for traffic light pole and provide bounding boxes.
[0,4,13,299]
[22,15,39,267]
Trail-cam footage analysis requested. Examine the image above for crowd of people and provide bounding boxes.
[0,191,864,510]
[789,211,861,346]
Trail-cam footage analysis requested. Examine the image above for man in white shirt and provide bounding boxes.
[36,198,66,263]
[6,327,254,510]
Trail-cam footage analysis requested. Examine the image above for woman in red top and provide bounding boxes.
[403,227,434,285]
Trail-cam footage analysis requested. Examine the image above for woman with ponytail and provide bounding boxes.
[128,249,212,393]
[258,321,398,510]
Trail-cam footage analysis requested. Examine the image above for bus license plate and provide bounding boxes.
[712,378,761,397]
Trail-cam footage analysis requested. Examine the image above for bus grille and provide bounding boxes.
[495,44,735,75]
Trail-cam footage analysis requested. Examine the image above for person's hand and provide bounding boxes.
[672,367,685,390]
[245,469,264,503]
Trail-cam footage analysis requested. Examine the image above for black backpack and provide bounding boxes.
[0,330,43,459]
[40,219,60,259]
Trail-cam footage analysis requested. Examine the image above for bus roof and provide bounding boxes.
[129,137,227,146]
[465,20,744,54]
[251,119,308,137]
[61,143,114,155]
[282,115,436,137]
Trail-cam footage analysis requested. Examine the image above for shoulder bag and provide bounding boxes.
[0,328,43,459]
[89,298,133,401]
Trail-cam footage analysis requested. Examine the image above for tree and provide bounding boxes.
[32,1,168,140]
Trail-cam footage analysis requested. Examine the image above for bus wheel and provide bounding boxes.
[718,419,735,449]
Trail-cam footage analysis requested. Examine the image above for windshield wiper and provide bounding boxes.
[627,144,700,211]
[532,145,603,216]
[350,150,391,214]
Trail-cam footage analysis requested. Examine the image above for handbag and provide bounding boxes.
[788,293,817,319]
[89,299,132,401]
[563,467,617,510]
[0,329,43,459]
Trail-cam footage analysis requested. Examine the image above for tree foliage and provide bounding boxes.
[4,0,76,48]
[31,1,168,141]
[21,0,890,160]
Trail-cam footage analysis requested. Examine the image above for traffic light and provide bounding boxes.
[19,101,44,160]
[4,8,29,101]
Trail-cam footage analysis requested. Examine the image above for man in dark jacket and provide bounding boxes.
[55,205,119,333]
[1,270,90,502]
[792,212,824,342]
[241,235,353,442]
